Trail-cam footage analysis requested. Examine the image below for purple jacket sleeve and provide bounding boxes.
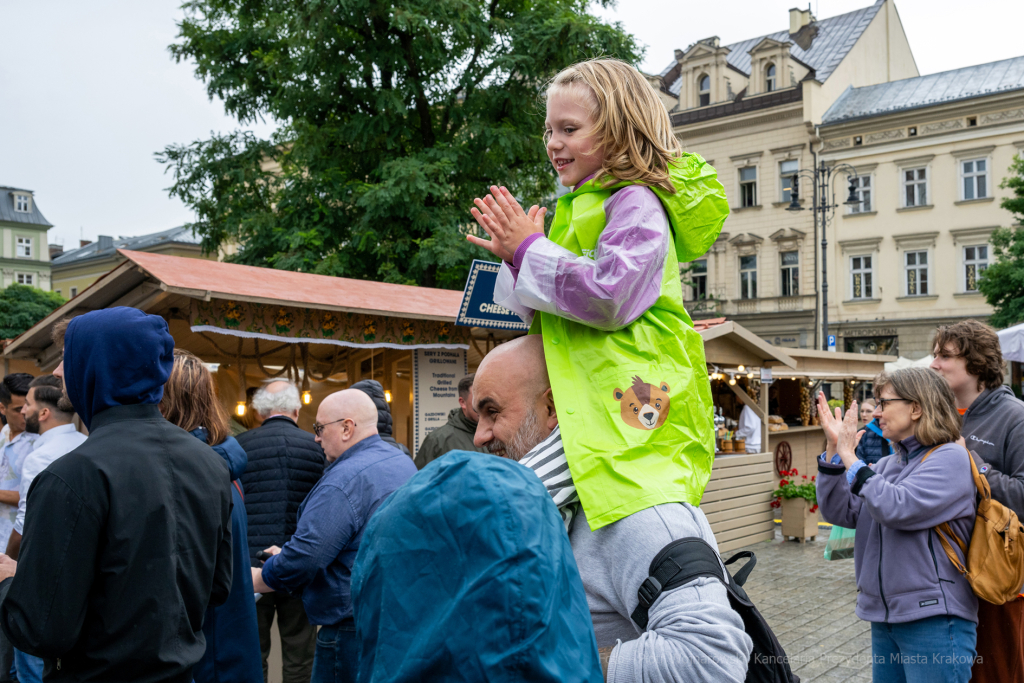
[815,457,863,529]
[504,185,669,332]
[857,444,976,532]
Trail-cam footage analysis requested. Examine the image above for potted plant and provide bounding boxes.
[771,469,819,542]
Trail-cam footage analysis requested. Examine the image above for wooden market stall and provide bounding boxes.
[696,319,797,552]
[3,250,474,455]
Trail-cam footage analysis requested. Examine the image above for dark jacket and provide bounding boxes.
[855,419,891,465]
[0,307,233,683]
[415,407,482,468]
[962,386,1024,517]
[237,415,325,564]
[350,379,411,457]
[352,451,602,682]
[817,436,977,625]
[192,430,262,683]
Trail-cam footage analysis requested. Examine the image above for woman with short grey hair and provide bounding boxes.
[817,367,978,683]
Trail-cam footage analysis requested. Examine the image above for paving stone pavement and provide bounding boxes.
[735,527,873,683]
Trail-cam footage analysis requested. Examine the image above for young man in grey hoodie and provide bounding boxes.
[931,319,1024,683]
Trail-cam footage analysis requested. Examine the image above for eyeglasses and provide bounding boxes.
[313,418,355,438]
[877,398,912,411]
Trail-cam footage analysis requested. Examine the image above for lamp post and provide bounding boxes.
[787,161,861,351]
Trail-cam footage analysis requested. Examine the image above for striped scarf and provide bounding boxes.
[519,426,581,533]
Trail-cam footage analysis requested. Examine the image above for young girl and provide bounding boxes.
[468,58,729,530]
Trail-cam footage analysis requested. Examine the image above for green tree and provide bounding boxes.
[979,153,1024,328]
[159,0,640,289]
[0,285,65,340]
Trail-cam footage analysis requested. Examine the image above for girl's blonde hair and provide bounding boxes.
[548,58,683,194]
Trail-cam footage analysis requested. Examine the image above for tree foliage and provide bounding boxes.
[0,285,65,340]
[159,0,641,289]
[979,153,1024,328]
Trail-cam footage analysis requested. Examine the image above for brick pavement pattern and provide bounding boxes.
[736,529,873,682]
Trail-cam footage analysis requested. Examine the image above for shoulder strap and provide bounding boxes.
[630,537,753,629]
[233,480,244,501]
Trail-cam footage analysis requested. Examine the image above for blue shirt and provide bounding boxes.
[261,434,417,626]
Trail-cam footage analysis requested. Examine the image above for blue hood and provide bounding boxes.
[351,451,601,683]
[63,307,175,429]
[192,428,248,481]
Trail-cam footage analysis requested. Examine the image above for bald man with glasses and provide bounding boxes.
[251,389,417,683]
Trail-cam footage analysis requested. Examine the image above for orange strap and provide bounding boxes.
[233,480,244,501]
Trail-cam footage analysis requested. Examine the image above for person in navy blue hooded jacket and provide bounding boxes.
[0,308,233,683]
[161,349,262,683]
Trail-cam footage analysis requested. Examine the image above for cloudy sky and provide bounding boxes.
[1,0,1022,249]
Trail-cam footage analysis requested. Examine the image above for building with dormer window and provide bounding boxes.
[0,187,53,291]
[649,0,918,349]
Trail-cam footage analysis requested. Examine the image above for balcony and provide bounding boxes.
[689,294,817,317]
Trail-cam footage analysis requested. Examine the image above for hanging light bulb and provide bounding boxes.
[729,377,737,386]
[738,365,746,372]
[301,390,312,405]
[384,389,393,403]
[235,401,246,417]
[747,372,754,379]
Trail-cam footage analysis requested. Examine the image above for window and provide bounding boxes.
[780,251,799,296]
[698,75,710,107]
[964,245,989,292]
[739,255,757,299]
[961,159,988,200]
[13,194,29,213]
[849,175,872,213]
[15,237,32,258]
[15,273,34,286]
[766,64,776,92]
[70,287,78,298]
[903,167,927,207]
[780,159,798,203]
[850,255,873,300]
[739,167,757,207]
[690,260,707,300]
[905,250,929,296]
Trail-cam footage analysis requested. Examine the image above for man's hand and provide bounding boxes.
[467,186,546,262]
[262,545,281,556]
[251,566,273,594]
[0,554,17,582]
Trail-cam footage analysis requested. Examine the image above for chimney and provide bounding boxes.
[80,239,92,248]
[48,243,64,259]
[790,6,814,34]
[97,235,114,251]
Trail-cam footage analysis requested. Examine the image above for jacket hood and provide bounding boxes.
[350,379,394,437]
[447,407,477,435]
[192,428,248,481]
[63,307,175,429]
[966,385,1016,418]
[352,451,601,683]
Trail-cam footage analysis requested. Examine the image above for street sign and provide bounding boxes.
[828,335,837,353]
[455,260,529,331]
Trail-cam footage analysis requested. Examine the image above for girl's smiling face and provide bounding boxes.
[545,87,604,189]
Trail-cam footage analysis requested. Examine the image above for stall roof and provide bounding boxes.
[698,320,797,369]
[4,249,466,368]
[781,347,890,380]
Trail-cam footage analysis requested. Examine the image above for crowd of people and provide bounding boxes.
[0,55,1018,683]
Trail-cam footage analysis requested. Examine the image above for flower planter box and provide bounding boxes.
[781,497,818,542]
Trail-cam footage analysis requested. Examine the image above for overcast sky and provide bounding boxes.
[1,0,1022,249]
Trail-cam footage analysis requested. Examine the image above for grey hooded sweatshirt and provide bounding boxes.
[817,436,978,625]
[962,385,1024,517]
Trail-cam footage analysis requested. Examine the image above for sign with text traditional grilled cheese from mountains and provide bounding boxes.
[455,260,530,331]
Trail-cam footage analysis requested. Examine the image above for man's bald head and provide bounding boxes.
[315,389,380,461]
[473,336,557,461]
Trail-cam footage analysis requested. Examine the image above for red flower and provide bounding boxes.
[810,505,819,513]
[802,475,808,479]
[811,475,816,481]
[791,468,799,475]
[779,480,790,487]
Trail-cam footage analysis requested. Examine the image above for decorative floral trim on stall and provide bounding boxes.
[190,300,470,349]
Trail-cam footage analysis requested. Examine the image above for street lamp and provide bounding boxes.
[786,161,861,351]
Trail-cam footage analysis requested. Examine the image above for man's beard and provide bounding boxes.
[57,383,74,414]
[24,411,40,435]
[485,409,544,462]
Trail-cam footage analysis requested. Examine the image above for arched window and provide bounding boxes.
[766,64,777,92]
[698,75,711,107]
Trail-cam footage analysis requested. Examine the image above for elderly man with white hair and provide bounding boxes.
[236,379,325,683]
[252,389,417,683]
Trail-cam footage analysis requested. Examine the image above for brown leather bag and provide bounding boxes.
[922,446,1024,605]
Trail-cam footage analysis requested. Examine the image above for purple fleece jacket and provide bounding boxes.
[816,436,978,625]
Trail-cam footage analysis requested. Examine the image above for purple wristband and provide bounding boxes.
[512,233,543,269]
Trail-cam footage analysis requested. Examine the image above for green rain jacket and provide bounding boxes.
[495,154,728,529]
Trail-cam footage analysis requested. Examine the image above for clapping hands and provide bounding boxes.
[467,186,547,262]
[816,392,864,469]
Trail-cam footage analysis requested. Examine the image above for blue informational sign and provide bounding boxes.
[455,260,530,331]
[827,334,837,352]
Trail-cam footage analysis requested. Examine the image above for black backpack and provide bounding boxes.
[631,538,799,683]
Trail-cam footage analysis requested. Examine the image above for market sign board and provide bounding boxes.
[412,348,469,457]
[455,260,529,331]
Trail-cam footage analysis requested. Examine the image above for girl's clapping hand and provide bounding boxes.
[468,186,546,262]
